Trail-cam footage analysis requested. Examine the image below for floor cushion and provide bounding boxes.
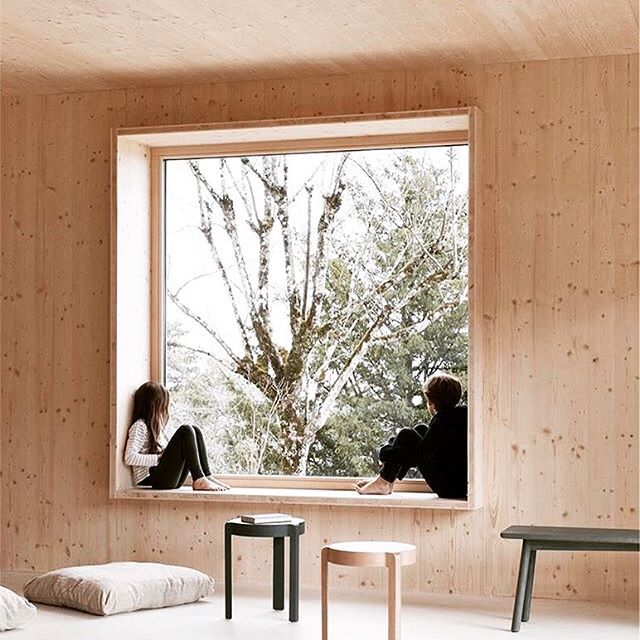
[0,585,37,630]
[23,562,214,616]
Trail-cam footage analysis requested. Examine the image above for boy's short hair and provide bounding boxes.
[423,373,463,411]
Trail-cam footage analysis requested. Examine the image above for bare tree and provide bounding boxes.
[169,151,465,474]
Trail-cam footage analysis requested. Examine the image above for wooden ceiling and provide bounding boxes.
[1,0,638,95]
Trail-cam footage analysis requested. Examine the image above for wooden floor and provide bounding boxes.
[3,586,637,640]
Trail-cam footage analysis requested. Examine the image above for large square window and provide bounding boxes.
[111,109,483,508]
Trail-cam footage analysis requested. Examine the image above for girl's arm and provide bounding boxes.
[124,422,160,467]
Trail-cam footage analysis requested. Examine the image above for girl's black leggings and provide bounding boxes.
[144,424,212,490]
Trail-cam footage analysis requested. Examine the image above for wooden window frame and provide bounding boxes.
[110,108,483,510]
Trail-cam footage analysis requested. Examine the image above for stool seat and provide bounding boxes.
[225,517,305,537]
[324,541,416,567]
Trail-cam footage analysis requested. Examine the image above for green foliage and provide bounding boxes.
[307,397,430,477]
[165,323,230,470]
[306,148,468,475]
[216,374,283,475]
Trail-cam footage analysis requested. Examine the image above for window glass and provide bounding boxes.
[164,146,468,477]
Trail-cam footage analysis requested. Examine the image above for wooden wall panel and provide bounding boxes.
[1,94,44,574]
[479,55,639,602]
[112,137,152,494]
[1,55,638,603]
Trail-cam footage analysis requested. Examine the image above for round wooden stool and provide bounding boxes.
[321,541,416,640]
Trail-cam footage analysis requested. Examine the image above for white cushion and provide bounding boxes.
[0,585,37,630]
[23,562,214,616]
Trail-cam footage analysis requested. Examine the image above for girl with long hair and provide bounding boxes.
[124,381,229,491]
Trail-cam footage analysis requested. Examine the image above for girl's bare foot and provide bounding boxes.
[207,475,231,490]
[192,477,228,492]
[354,476,394,495]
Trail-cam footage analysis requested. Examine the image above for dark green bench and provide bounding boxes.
[501,525,640,632]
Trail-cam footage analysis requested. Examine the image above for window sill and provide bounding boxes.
[115,486,477,510]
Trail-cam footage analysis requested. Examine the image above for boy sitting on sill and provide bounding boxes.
[355,373,467,499]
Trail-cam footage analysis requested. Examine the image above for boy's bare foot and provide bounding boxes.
[354,476,394,495]
[207,475,231,490]
[192,477,228,492]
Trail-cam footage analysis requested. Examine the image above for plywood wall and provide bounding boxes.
[1,55,638,603]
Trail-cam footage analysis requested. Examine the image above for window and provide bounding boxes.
[163,145,468,484]
[112,109,482,507]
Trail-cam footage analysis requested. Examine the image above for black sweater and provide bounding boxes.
[379,405,468,499]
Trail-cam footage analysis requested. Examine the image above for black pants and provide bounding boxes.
[141,424,212,490]
[378,426,424,483]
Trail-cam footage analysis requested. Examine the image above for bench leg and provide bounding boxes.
[510,541,531,632]
[289,532,300,622]
[272,537,285,611]
[522,549,537,622]
[224,526,233,619]
[321,548,329,640]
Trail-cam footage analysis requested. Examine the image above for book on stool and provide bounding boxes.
[240,513,292,524]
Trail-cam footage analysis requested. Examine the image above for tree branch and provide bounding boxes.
[189,160,258,315]
[168,291,241,365]
[173,272,214,299]
[243,156,302,332]
[371,300,460,343]
[167,340,232,370]
[307,154,348,326]
[190,159,283,375]
[194,179,254,357]
[221,158,260,233]
[301,184,313,317]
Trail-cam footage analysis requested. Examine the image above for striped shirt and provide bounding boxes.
[124,419,169,485]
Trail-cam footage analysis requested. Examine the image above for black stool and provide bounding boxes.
[224,517,305,622]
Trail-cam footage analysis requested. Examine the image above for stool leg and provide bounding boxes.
[224,525,233,619]
[522,549,537,622]
[273,537,285,611]
[321,547,329,640]
[510,541,531,632]
[289,532,300,622]
[386,553,401,640]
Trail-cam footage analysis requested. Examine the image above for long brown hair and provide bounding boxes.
[131,382,170,454]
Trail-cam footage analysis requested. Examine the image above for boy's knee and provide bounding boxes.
[395,427,421,444]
